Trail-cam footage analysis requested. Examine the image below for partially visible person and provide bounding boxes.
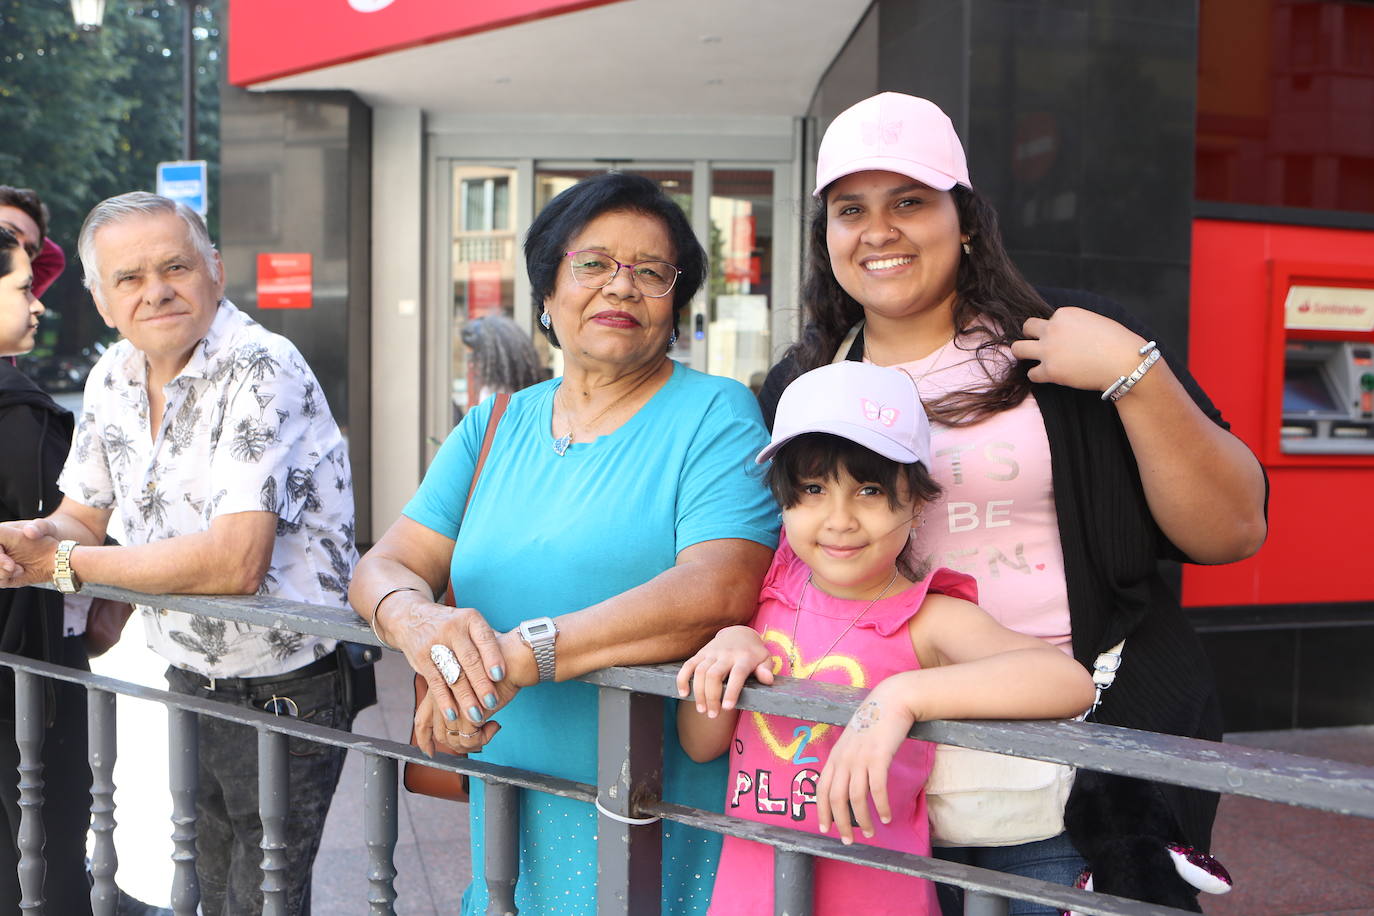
[758,93,1266,911]
[351,172,779,914]
[460,312,545,405]
[0,225,94,914]
[0,192,358,916]
[0,186,65,298]
[678,361,1095,916]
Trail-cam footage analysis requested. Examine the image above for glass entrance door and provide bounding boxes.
[707,168,774,392]
[433,158,788,448]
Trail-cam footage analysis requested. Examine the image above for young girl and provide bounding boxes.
[677,361,1095,915]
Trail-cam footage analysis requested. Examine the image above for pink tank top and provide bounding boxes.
[709,537,977,915]
[885,341,1073,652]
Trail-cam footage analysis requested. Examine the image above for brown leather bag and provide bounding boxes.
[401,393,510,803]
[84,597,136,657]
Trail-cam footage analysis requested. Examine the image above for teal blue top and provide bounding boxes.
[404,361,779,915]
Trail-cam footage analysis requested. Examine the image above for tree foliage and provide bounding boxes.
[0,0,223,247]
[0,0,222,365]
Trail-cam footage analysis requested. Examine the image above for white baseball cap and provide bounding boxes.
[757,362,932,466]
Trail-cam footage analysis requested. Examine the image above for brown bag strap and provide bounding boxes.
[464,392,510,516]
[403,392,511,804]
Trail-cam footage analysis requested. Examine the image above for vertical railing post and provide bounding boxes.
[773,849,814,916]
[964,889,1011,916]
[363,753,399,915]
[88,688,119,916]
[14,670,46,914]
[484,780,520,915]
[258,729,290,916]
[167,706,200,916]
[595,687,663,916]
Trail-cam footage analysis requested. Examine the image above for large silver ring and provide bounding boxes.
[429,644,462,685]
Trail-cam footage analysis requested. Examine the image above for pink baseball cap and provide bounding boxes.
[813,92,972,197]
[757,361,932,466]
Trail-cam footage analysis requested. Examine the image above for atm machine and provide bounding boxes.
[1280,339,1374,453]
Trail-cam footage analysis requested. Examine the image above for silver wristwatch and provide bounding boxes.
[53,539,82,594]
[517,616,558,683]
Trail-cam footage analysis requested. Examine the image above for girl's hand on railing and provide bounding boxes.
[675,625,774,718]
[815,680,916,846]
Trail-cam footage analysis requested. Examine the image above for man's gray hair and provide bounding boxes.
[78,192,221,297]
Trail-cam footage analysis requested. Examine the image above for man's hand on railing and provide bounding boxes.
[0,518,58,587]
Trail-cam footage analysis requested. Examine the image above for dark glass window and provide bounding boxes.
[1197,0,1374,215]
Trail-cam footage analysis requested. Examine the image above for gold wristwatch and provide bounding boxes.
[52,539,82,594]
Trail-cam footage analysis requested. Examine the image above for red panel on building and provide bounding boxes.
[229,0,625,86]
[256,253,313,310]
[1185,219,1374,607]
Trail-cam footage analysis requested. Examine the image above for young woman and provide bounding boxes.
[757,93,1266,911]
[0,226,92,914]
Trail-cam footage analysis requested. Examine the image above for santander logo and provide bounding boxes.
[347,0,396,11]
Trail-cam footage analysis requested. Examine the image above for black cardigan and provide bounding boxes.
[0,360,75,722]
[758,288,1248,905]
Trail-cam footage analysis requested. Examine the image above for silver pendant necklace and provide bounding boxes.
[789,568,901,676]
[551,363,662,456]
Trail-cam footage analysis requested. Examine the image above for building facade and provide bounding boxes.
[221,0,1374,729]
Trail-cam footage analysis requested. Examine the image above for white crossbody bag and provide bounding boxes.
[926,640,1125,848]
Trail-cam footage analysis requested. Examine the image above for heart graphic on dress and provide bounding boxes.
[752,628,867,761]
[1035,563,1046,570]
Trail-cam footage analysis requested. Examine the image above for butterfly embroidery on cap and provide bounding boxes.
[861,399,899,427]
[861,118,903,147]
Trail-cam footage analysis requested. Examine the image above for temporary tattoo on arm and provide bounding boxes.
[850,700,880,731]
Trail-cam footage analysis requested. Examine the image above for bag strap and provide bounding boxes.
[1080,639,1126,720]
[463,393,511,516]
[832,322,865,364]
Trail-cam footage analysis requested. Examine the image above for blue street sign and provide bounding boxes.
[156,160,208,215]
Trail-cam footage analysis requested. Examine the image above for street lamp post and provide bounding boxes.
[181,0,196,161]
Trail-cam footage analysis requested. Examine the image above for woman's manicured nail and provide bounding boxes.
[443,708,457,722]
[490,665,504,681]
[468,706,483,724]
[483,693,498,710]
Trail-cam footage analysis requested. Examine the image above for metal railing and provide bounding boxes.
[6,583,1374,916]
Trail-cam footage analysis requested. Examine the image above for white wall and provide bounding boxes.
[370,105,426,528]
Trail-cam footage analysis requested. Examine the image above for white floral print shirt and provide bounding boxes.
[59,300,357,678]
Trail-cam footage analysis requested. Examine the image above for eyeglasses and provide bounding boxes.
[262,695,299,717]
[565,250,681,298]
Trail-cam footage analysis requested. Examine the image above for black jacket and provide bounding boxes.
[0,359,75,716]
[758,288,1255,907]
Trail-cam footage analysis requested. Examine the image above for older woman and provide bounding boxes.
[351,173,778,914]
[759,94,1266,912]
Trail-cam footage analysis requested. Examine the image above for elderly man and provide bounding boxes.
[0,192,356,915]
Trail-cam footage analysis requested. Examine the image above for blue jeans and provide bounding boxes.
[934,833,1085,916]
[166,658,349,916]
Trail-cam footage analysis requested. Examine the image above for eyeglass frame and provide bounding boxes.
[563,249,682,298]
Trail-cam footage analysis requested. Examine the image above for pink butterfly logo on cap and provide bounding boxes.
[860,118,903,147]
[860,399,899,427]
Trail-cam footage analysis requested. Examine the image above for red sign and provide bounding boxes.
[467,261,503,316]
[229,0,625,86]
[256,253,313,310]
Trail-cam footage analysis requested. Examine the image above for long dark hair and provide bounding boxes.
[0,226,20,278]
[787,184,1053,426]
